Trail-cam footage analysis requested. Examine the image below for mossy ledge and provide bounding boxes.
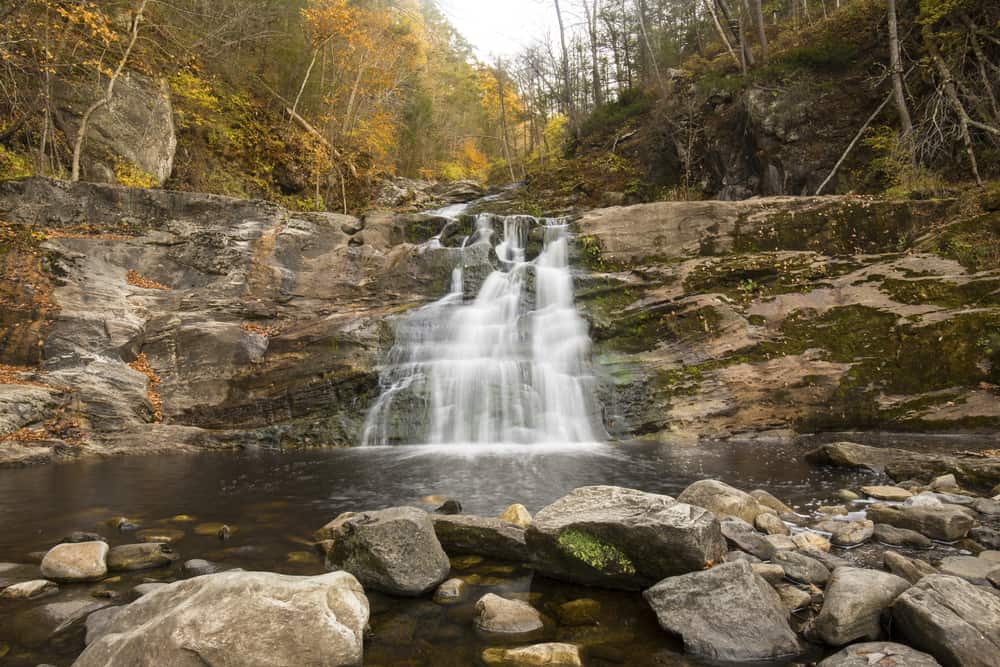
[556,529,637,575]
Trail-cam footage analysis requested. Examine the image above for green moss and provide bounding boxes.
[596,304,724,354]
[684,253,847,301]
[557,529,636,575]
[881,277,1000,308]
[931,212,1000,272]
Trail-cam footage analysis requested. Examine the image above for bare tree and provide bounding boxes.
[71,0,150,182]
[886,0,913,159]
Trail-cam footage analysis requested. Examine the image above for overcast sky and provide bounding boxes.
[436,0,562,59]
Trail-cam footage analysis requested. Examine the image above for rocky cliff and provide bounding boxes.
[1,179,997,466]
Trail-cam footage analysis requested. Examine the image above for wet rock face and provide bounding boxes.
[75,571,369,667]
[525,485,727,590]
[643,560,801,663]
[322,507,451,596]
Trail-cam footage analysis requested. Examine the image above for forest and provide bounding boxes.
[1,0,999,212]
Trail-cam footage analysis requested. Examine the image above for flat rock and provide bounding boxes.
[892,574,1000,667]
[431,514,529,562]
[40,542,109,582]
[474,594,544,638]
[6,595,113,647]
[818,642,942,667]
[525,486,726,590]
[862,485,913,502]
[874,524,933,549]
[0,562,43,588]
[938,556,1000,586]
[642,560,800,663]
[866,503,973,542]
[133,582,168,596]
[815,519,874,547]
[323,507,450,596]
[107,543,178,572]
[75,571,369,667]
[556,598,600,626]
[765,534,798,551]
[773,550,830,585]
[482,643,582,667]
[0,579,58,600]
[815,567,910,646]
[884,551,938,585]
[677,479,763,523]
[182,559,222,576]
[792,531,831,552]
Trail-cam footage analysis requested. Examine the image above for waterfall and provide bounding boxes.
[361,213,603,447]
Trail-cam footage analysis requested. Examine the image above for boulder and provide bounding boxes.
[798,548,849,571]
[482,643,582,667]
[861,486,913,502]
[642,561,800,663]
[721,517,776,560]
[182,559,222,576]
[750,489,795,515]
[499,504,533,528]
[773,583,812,610]
[107,543,178,572]
[322,507,450,596]
[53,72,176,185]
[0,579,58,600]
[874,524,933,549]
[892,575,1000,667]
[884,551,938,585]
[773,550,830,585]
[765,534,798,551]
[525,486,726,589]
[677,479,763,523]
[40,542,109,582]
[971,526,1000,549]
[815,567,910,646]
[5,595,113,647]
[474,594,544,638]
[818,642,942,667]
[85,606,123,646]
[938,555,1000,586]
[75,571,369,667]
[755,513,790,536]
[133,583,169,596]
[752,563,786,584]
[431,514,529,562]
[866,503,973,541]
[815,519,874,547]
[792,531,831,552]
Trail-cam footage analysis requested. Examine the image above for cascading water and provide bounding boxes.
[361,213,603,447]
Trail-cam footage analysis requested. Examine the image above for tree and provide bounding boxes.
[886,0,913,160]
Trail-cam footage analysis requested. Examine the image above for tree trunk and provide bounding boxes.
[924,27,981,185]
[72,0,149,182]
[583,0,603,107]
[751,0,768,62]
[496,59,517,184]
[637,0,666,93]
[887,0,913,157]
[553,0,575,125]
[703,0,741,68]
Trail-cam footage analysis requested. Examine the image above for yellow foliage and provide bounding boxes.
[0,145,33,180]
[114,159,157,188]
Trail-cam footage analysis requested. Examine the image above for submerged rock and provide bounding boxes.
[431,514,529,562]
[815,567,910,646]
[432,578,468,605]
[818,642,942,667]
[482,643,582,667]
[525,486,726,589]
[107,543,178,572]
[556,598,601,626]
[41,542,109,582]
[892,574,1000,667]
[643,561,800,663]
[6,595,113,647]
[0,579,58,600]
[474,593,544,638]
[322,507,450,596]
[75,571,369,667]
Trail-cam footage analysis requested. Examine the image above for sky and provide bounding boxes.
[436,0,561,59]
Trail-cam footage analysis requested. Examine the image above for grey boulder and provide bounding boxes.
[75,570,369,667]
[525,486,726,590]
[322,507,450,596]
[431,514,529,561]
[474,593,544,638]
[107,543,178,572]
[773,550,830,585]
[892,574,1000,667]
[866,504,973,542]
[40,542,108,582]
[818,642,941,667]
[677,479,764,523]
[642,560,800,663]
[815,567,910,646]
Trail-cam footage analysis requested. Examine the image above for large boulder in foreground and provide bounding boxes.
[431,514,529,562]
[75,571,368,667]
[815,567,910,646]
[40,542,108,582]
[818,642,941,667]
[892,574,1000,667]
[525,486,726,589]
[321,507,450,596]
[643,560,800,663]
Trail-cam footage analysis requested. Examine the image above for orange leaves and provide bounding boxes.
[128,353,162,422]
[54,2,118,47]
[126,270,169,291]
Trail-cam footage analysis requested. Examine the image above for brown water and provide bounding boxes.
[0,436,972,666]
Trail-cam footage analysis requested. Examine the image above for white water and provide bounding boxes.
[362,213,603,447]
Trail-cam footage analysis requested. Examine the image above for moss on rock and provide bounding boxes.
[557,529,636,575]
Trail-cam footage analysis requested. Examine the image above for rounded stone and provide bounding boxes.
[432,578,468,605]
[0,579,59,600]
[41,542,109,582]
[474,593,544,637]
[755,513,790,536]
[499,504,533,528]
